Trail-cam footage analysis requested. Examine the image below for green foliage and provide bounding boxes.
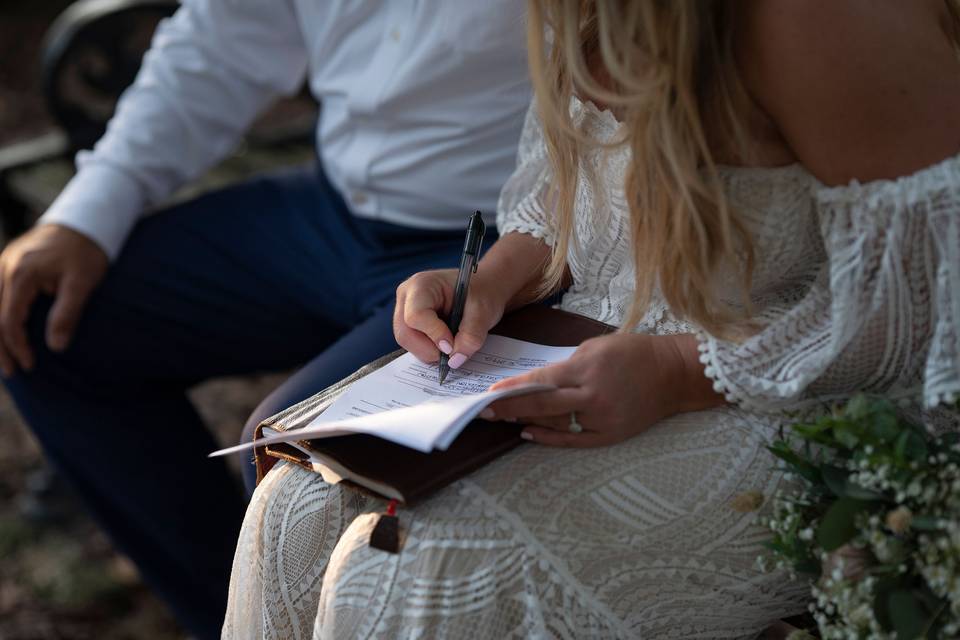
[888,588,928,640]
[816,497,873,551]
[761,394,960,639]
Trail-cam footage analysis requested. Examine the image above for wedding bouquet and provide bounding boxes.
[757,396,960,639]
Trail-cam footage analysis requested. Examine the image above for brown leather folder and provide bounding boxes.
[255,305,613,504]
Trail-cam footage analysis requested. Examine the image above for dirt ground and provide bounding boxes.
[0,376,284,640]
[0,4,291,638]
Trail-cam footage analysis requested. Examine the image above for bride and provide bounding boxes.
[223,1,960,637]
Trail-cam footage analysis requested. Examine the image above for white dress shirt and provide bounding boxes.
[39,0,531,260]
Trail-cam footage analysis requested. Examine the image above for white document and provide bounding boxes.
[210,334,576,456]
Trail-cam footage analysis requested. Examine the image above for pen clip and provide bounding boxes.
[470,211,485,273]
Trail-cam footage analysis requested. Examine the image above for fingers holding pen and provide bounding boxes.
[394,270,456,363]
[394,268,507,371]
[447,293,503,368]
[394,297,445,363]
[407,304,454,355]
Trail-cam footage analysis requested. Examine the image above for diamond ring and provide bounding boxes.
[569,411,583,434]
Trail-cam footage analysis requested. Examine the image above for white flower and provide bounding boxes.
[885,506,912,534]
[848,603,873,628]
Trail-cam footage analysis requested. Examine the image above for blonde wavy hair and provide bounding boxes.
[527,0,960,335]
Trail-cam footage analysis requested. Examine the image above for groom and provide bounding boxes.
[0,1,530,638]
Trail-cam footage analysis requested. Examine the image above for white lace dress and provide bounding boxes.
[221,102,960,639]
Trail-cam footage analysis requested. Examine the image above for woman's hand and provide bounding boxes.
[394,232,556,368]
[393,269,509,367]
[485,333,723,447]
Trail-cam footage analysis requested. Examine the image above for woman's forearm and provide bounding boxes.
[476,232,556,312]
[659,333,727,414]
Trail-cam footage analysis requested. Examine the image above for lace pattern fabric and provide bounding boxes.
[223,463,373,640]
[700,155,960,411]
[223,100,959,638]
[500,99,960,409]
[496,103,558,248]
[227,410,809,639]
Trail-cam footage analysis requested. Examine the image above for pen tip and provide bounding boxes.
[438,366,448,385]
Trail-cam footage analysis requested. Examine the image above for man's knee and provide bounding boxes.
[16,292,123,383]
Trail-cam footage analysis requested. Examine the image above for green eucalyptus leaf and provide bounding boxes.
[895,431,917,464]
[821,465,886,501]
[891,467,914,486]
[821,465,847,497]
[764,539,789,555]
[873,584,893,631]
[768,444,822,484]
[816,497,874,551]
[915,586,945,616]
[888,589,926,640]
[845,395,871,421]
[870,396,897,415]
[842,483,886,501]
[869,412,900,443]
[893,429,927,464]
[793,421,837,445]
[834,424,860,449]
[793,556,821,575]
[793,421,832,437]
[903,432,929,464]
[918,592,949,639]
[788,535,821,576]
[910,515,942,532]
[872,575,911,632]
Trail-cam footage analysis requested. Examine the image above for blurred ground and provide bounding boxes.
[0,3,309,638]
[0,3,67,146]
[0,374,284,640]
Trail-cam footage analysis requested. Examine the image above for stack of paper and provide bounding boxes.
[211,335,575,457]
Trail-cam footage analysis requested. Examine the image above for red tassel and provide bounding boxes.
[369,499,401,553]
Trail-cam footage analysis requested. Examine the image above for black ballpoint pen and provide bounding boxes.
[438,211,486,384]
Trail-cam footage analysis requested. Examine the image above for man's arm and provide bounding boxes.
[0,0,309,375]
[42,0,310,258]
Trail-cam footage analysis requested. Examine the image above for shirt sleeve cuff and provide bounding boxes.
[37,163,146,261]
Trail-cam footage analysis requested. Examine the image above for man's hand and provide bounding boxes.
[0,224,108,376]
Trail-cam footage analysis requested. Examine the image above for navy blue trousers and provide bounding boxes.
[2,165,493,639]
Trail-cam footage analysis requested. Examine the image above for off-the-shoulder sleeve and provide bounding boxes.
[496,102,556,245]
[699,154,960,411]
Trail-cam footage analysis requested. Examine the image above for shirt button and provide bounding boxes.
[390,28,401,41]
[351,191,368,206]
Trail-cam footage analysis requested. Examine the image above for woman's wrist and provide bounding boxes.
[475,232,553,312]
[653,333,726,417]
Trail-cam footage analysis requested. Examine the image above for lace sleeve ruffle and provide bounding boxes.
[496,102,556,245]
[699,154,960,411]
